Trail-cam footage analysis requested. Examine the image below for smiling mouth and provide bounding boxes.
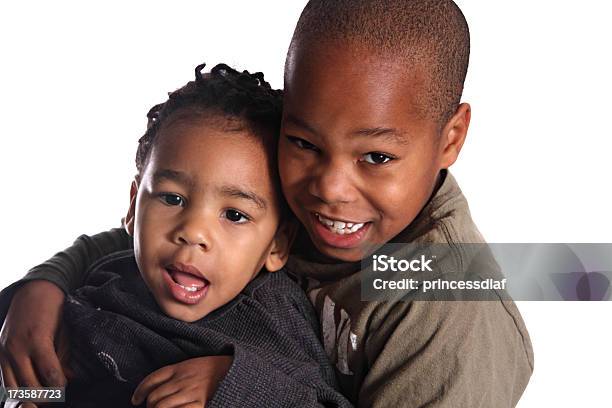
[315,213,367,235]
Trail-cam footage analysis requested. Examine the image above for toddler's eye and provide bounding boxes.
[286,136,319,151]
[159,193,185,207]
[224,209,249,224]
[362,152,394,164]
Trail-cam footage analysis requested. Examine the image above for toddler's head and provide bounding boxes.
[279,0,471,262]
[125,63,289,322]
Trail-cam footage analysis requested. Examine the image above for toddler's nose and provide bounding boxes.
[173,209,212,251]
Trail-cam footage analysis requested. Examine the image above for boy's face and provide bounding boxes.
[280,42,467,262]
[127,118,286,322]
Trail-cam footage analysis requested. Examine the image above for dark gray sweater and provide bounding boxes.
[49,250,350,407]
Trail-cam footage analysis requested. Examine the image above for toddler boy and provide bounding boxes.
[2,63,350,408]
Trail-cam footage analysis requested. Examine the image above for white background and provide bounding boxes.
[1,1,611,406]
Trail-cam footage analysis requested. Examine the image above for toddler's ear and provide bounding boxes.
[264,219,298,272]
[123,178,139,236]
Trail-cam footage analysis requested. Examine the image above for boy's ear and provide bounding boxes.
[264,219,298,272]
[439,102,471,169]
[124,178,139,236]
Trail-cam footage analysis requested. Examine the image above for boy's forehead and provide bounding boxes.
[286,40,418,84]
[150,123,271,180]
[283,42,433,134]
[144,121,281,209]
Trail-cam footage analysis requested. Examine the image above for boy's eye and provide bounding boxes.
[159,193,185,207]
[286,136,319,151]
[361,152,394,164]
[224,209,249,224]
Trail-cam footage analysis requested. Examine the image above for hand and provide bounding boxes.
[131,355,233,408]
[0,280,66,388]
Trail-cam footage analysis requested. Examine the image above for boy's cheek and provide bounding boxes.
[136,203,172,237]
[279,164,310,205]
[278,148,311,185]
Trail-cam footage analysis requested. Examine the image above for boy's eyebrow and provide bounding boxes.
[285,114,409,145]
[283,114,319,135]
[153,169,195,188]
[219,185,267,210]
[352,127,410,145]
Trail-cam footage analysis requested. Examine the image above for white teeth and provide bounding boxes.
[317,214,333,226]
[316,213,366,235]
[350,223,363,233]
[180,285,201,292]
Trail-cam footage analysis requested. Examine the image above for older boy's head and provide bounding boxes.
[279,0,472,262]
[289,0,469,126]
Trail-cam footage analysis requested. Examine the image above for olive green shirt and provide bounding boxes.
[285,171,533,406]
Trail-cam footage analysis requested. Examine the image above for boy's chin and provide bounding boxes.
[313,240,377,263]
[160,301,209,323]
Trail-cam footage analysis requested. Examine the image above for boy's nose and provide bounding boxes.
[308,159,358,205]
[173,210,212,251]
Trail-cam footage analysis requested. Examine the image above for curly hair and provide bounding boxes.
[135,63,283,174]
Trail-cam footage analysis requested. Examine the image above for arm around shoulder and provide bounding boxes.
[27,227,132,292]
[0,227,133,387]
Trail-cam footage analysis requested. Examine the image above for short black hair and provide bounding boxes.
[289,0,470,125]
[136,63,282,175]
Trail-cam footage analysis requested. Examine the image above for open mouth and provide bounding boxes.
[310,212,372,250]
[163,264,210,304]
[315,213,367,235]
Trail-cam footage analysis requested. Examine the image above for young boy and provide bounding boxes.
[1,1,533,406]
[1,63,350,407]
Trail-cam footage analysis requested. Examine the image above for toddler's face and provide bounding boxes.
[127,118,284,322]
[280,43,466,262]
